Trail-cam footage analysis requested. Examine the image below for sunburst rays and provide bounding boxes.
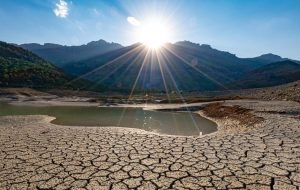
[63,42,233,101]
[62,42,232,136]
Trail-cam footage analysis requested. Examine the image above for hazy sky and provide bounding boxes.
[1,0,300,59]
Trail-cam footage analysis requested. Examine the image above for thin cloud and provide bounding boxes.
[127,17,141,26]
[54,0,69,18]
[93,8,100,16]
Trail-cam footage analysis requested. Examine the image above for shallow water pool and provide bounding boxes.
[0,102,217,136]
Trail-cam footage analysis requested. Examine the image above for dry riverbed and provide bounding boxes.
[0,100,299,189]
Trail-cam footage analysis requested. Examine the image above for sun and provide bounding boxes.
[137,20,170,49]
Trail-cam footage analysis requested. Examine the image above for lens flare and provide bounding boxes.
[135,18,171,49]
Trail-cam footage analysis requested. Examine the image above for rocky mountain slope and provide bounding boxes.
[19,40,122,67]
[0,41,90,89]
[14,40,300,92]
[62,41,278,91]
[61,41,300,91]
[233,60,300,89]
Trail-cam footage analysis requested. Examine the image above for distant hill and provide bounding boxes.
[19,40,122,67]
[62,41,275,91]
[244,53,300,66]
[232,60,300,89]
[246,53,286,65]
[0,41,91,89]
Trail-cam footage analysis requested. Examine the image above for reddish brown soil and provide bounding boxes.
[202,103,264,126]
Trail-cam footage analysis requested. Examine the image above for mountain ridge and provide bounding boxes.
[0,41,70,88]
[19,39,123,67]
[0,41,100,90]
[4,39,300,91]
[232,60,300,89]
[62,42,295,91]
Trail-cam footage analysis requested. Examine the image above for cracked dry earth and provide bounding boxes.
[0,100,300,190]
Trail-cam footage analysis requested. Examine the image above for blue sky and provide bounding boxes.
[0,0,300,59]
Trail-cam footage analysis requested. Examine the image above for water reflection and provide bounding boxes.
[0,102,217,136]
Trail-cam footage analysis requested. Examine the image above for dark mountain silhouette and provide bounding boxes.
[247,53,286,64]
[4,39,299,92]
[0,41,92,89]
[20,43,62,50]
[62,41,277,91]
[19,40,122,67]
[244,53,300,65]
[232,60,300,89]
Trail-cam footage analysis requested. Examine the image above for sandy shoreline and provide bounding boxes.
[0,95,219,111]
[0,99,299,189]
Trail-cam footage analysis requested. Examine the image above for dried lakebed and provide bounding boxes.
[0,100,300,189]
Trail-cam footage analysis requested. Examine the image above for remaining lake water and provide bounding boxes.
[0,102,217,136]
